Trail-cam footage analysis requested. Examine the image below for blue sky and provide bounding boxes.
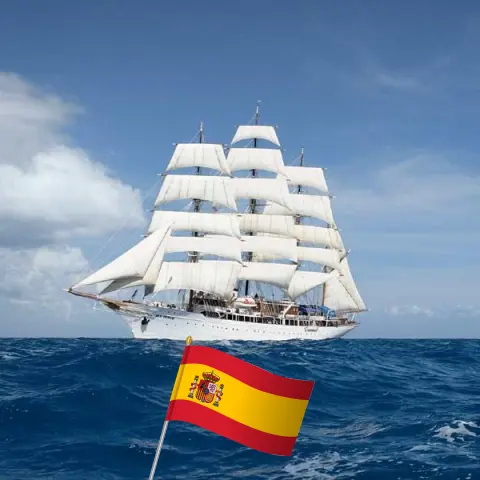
[0,0,479,338]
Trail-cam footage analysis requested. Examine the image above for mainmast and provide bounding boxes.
[187,121,204,311]
[295,147,304,223]
[244,103,260,297]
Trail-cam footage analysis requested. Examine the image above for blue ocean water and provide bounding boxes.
[1,339,479,480]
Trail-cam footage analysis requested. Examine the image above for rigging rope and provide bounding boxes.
[85,125,203,275]
[86,175,163,273]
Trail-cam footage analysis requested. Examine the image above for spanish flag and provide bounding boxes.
[165,337,314,456]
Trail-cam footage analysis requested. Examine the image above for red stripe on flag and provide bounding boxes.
[166,399,298,456]
[183,345,314,400]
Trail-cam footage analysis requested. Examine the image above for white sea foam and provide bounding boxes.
[128,438,159,455]
[281,451,372,480]
[433,420,479,443]
[409,444,431,452]
[1,352,20,361]
[314,421,387,441]
[282,452,341,480]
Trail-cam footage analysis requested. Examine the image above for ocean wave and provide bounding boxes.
[1,338,479,479]
[433,420,479,443]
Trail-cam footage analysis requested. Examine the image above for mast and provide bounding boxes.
[321,269,328,308]
[295,147,328,309]
[321,154,330,309]
[295,147,304,229]
[295,147,323,308]
[187,121,204,311]
[244,103,260,297]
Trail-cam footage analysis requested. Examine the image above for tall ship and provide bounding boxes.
[67,105,367,341]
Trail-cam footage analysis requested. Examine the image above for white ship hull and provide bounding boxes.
[121,307,357,341]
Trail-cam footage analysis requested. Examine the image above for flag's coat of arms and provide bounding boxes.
[188,371,224,406]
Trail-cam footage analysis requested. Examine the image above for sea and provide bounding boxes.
[1,338,479,479]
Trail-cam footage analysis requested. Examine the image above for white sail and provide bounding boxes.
[241,235,297,262]
[263,194,334,225]
[203,234,296,262]
[99,230,172,294]
[148,211,241,239]
[165,235,243,264]
[338,257,366,311]
[296,246,340,270]
[227,148,287,176]
[231,125,280,147]
[238,262,297,290]
[323,276,358,312]
[99,277,142,295]
[233,177,292,209]
[324,257,366,312]
[283,166,328,193]
[294,225,343,250]
[165,143,231,176]
[239,214,295,238]
[102,233,243,296]
[154,260,241,300]
[286,270,336,300]
[154,175,237,211]
[73,224,171,288]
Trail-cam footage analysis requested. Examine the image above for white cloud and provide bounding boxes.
[328,151,480,333]
[0,244,131,338]
[0,145,146,246]
[387,305,435,317]
[332,151,480,226]
[0,245,88,313]
[0,72,146,248]
[373,72,423,90]
[454,305,480,316]
[0,73,78,167]
[0,73,148,336]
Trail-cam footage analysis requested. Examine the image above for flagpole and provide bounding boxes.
[148,336,193,480]
[148,420,169,480]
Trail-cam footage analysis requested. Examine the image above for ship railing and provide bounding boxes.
[194,298,352,328]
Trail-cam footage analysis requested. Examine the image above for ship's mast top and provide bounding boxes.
[297,146,304,194]
[199,120,204,144]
